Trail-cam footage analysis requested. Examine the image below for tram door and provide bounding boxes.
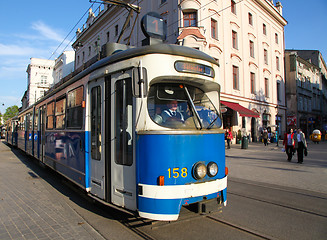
[88,79,106,199]
[110,72,136,211]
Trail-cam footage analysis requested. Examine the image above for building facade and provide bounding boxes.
[54,51,75,85]
[284,50,327,136]
[72,0,287,141]
[25,58,55,107]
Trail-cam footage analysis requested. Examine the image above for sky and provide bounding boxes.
[0,0,326,115]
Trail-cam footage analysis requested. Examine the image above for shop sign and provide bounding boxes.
[287,115,296,126]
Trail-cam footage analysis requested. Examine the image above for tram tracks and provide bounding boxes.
[120,211,277,240]
[120,179,327,240]
[205,215,275,240]
[228,178,327,218]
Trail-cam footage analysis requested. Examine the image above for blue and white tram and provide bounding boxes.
[5,43,227,221]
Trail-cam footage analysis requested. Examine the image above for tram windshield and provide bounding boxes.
[148,83,222,129]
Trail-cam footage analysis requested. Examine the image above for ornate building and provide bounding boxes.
[284,50,327,136]
[25,58,55,107]
[72,0,287,140]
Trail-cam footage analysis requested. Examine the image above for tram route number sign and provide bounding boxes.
[141,12,166,40]
[175,61,215,78]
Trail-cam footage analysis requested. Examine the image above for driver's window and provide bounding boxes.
[147,83,222,129]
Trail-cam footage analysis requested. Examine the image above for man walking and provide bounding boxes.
[295,128,307,164]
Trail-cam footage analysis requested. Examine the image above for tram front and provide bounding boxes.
[135,49,227,221]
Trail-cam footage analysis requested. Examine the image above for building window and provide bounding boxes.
[263,23,267,35]
[232,65,239,90]
[275,33,279,44]
[249,40,254,58]
[277,81,281,101]
[232,30,238,49]
[106,31,110,42]
[82,51,85,62]
[40,75,47,84]
[297,96,303,112]
[250,72,255,94]
[211,18,218,39]
[183,11,197,27]
[265,78,269,97]
[231,0,236,14]
[276,56,280,70]
[40,90,45,98]
[248,12,253,25]
[242,117,246,128]
[88,46,91,56]
[264,49,268,65]
[115,25,119,36]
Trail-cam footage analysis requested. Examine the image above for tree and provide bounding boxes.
[3,105,19,122]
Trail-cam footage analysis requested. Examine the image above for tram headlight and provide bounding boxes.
[193,162,207,180]
[207,162,218,177]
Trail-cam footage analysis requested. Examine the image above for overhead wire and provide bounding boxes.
[105,0,244,46]
[48,1,99,60]
[51,0,245,58]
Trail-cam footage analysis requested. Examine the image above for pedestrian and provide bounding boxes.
[262,128,268,146]
[225,129,233,149]
[283,129,295,161]
[294,128,307,164]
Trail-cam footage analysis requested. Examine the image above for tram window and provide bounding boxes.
[148,83,222,129]
[34,108,38,131]
[115,79,133,166]
[91,86,101,160]
[55,97,66,129]
[26,113,32,131]
[46,101,55,129]
[67,86,84,129]
[19,116,25,131]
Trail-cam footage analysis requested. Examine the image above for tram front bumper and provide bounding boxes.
[137,176,227,221]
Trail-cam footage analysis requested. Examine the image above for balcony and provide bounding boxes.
[36,82,51,89]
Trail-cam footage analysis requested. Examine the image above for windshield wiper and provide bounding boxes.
[183,85,203,130]
[207,114,219,129]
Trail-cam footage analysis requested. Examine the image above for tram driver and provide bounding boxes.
[161,100,184,123]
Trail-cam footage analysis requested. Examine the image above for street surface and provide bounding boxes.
[0,139,326,239]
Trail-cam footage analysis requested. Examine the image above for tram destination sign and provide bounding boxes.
[174,61,215,78]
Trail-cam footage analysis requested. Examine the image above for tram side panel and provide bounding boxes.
[44,130,86,188]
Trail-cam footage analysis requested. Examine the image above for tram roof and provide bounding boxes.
[91,44,219,71]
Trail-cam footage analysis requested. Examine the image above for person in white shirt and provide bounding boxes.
[161,100,184,124]
[294,128,307,164]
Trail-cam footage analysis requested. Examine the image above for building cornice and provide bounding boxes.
[73,5,119,47]
[253,0,287,26]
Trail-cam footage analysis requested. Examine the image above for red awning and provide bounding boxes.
[221,101,260,118]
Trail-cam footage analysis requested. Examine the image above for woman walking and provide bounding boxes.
[225,129,233,149]
[283,129,295,161]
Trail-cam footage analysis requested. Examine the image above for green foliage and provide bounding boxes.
[3,105,19,122]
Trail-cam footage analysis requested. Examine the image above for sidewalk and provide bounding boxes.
[225,139,327,194]
[0,141,106,240]
[0,141,140,240]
